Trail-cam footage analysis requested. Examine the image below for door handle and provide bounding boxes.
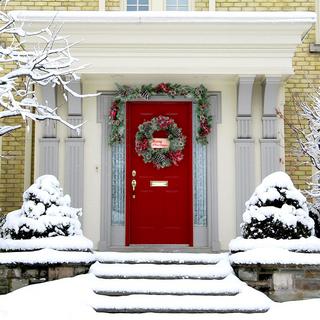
[131,179,137,192]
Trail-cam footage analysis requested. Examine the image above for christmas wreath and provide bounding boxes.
[135,115,186,169]
[109,83,212,145]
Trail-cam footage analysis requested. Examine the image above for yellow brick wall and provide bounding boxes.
[4,0,99,11]
[216,0,314,11]
[195,0,209,11]
[106,0,120,11]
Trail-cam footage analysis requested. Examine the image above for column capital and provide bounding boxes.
[237,75,255,117]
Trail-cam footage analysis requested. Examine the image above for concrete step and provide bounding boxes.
[95,252,226,265]
[90,260,233,280]
[91,287,271,313]
[93,275,242,296]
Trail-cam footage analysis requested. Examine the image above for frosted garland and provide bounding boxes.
[111,144,125,225]
[193,103,207,226]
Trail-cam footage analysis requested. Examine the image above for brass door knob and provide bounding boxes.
[131,179,137,192]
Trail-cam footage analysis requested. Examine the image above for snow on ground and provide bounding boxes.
[229,236,320,252]
[0,273,319,320]
[0,248,95,265]
[0,235,93,252]
[230,247,320,265]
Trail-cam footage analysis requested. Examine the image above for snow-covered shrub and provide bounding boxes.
[241,172,314,239]
[0,175,82,239]
[309,205,320,238]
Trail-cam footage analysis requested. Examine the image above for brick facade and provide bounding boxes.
[0,0,318,214]
[195,0,209,10]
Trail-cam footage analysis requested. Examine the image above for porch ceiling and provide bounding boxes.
[10,11,315,76]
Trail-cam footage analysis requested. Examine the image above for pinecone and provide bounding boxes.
[153,152,167,167]
[170,125,181,137]
[140,90,150,100]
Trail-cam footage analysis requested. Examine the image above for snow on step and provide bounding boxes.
[91,286,271,313]
[90,260,233,279]
[93,274,242,296]
[95,251,227,264]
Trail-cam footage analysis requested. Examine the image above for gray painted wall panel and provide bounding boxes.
[67,116,83,138]
[64,138,85,209]
[235,139,255,235]
[237,116,252,138]
[67,80,82,115]
[40,85,57,138]
[38,138,59,177]
[237,77,255,116]
[260,139,280,179]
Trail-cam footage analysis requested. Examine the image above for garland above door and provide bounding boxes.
[108,83,213,145]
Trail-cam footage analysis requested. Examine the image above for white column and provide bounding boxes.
[235,76,256,235]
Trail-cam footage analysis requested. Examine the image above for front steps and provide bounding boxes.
[89,252,271,314]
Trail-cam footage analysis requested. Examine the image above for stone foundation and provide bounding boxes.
[233,263,320,302]
[0,262,92,294]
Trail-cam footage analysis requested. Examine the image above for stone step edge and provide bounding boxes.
[93,290,239,297]
[94,275,226,280]
[93,307,269,314]
[97,261,218,265]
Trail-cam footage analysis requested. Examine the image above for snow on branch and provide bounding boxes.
[0,6,96,137]
[284,90,320,209]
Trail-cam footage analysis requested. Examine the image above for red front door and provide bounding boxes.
[126,101,193,245]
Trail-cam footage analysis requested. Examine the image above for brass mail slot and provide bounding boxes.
[150,180,168,187]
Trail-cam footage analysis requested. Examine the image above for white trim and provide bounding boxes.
[209,0,215,11]
[11,11,316,24]
[99,0,105,11]
[12,11,314,76]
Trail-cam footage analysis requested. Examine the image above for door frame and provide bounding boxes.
[97,92,221,251]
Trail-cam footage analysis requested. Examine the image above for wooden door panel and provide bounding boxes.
[126,101,193,245]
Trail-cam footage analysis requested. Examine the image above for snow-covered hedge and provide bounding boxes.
[0,175,82,240]
[241,172,314,239]
[309,205,320,238]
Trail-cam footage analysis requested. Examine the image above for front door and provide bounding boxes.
[126,101,193,245]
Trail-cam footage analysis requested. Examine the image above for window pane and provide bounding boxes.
[127,0,137,5]
[179,0,188,6]
[139,0,148,5]
[178,6,188,11]
[127,5,137,11]
[139,5,149,10]
[167,0,176,6]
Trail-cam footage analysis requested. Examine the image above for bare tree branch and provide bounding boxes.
[0,5,98,138]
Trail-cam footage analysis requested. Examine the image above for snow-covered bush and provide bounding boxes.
[309,205,320,238]
[0,175,82,239]
[241,172,314,239]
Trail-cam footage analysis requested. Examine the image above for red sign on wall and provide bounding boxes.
[150,138,170,149]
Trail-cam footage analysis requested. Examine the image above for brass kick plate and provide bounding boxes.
[150,180,168,187]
